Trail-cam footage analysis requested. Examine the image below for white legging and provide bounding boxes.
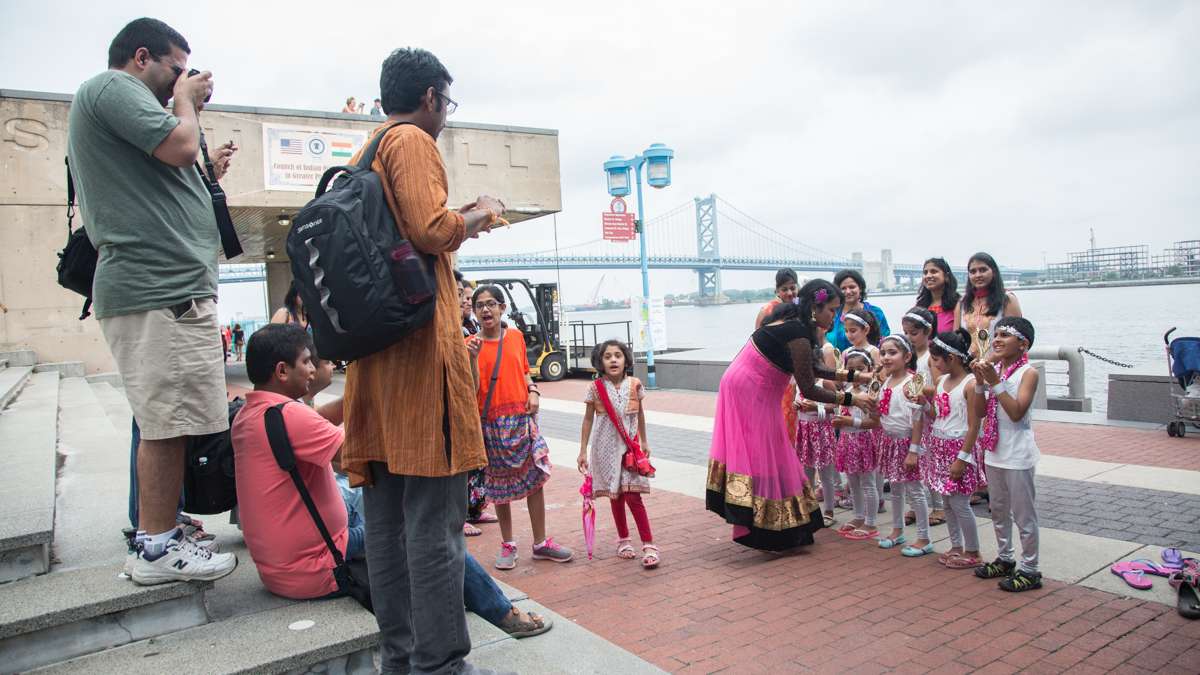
[804,464,840,514]
[943,493,979,551]
[890,480,929,541]
[846,471,879,527]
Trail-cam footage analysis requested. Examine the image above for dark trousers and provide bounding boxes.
[363,463,470,675]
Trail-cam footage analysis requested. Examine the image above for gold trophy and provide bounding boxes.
[905,372,925,400]
[974,329,990,363]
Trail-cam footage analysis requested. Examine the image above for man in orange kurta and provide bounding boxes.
[342,48,507,675]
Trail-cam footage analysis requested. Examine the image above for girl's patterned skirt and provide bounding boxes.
[482,406,552,504]
[918,431,986,495]
[878,431,921,483]
[796,417,836,468]
[835,428,878,474]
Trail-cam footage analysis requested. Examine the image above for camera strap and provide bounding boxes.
[195,132,243,260]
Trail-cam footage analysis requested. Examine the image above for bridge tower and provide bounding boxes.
[695,194,721,299]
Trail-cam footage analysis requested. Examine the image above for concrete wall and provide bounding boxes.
[0,90,561,371]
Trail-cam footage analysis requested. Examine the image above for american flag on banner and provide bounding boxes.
[279,138,303,155]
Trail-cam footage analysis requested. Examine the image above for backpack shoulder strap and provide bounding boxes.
[264,402,346,566]
[356,121,413,171]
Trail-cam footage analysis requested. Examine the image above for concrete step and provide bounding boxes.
[0,372,59,583]
[34,583,661,675]
[88,381,132,440]
[53,378,134,571]
[84,371,122,388]
[34,361,87,379]
[0,566,211,673]
[0,364,33,411]
[0,349,36,367]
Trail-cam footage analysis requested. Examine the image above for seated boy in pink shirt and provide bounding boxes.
[232,324,352,599]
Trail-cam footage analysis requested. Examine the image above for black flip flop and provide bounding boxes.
[1179,582,1200,620]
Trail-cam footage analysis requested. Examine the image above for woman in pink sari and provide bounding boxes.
[707,279,877,551]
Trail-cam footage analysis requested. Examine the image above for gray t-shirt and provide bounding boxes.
[66,70,218,319]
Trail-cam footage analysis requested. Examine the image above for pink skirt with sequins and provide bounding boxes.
[796,418,836,468]
[918,432,986,495]
[879,432,921,483]
[835,429,878,474]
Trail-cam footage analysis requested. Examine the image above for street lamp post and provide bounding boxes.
[604,143,675,389]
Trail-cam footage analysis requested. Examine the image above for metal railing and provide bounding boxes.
[1029,345,1086,401]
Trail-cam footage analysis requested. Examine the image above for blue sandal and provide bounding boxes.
[878,535,907,549]
[902,543,935,557]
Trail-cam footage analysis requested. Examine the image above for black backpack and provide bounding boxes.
[287,122,438,362]
[182,397,245,515]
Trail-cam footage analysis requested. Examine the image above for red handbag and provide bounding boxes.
[593,378,655,478]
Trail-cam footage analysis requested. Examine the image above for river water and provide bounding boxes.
[565,284,1200,412]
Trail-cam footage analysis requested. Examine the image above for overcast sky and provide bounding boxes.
[3,1,1198,302]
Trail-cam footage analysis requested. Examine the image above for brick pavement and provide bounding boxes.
[467,475,1200,674]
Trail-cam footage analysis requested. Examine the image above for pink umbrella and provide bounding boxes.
[580,474,595,560]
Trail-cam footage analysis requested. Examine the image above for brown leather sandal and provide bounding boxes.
[498,607,553,638]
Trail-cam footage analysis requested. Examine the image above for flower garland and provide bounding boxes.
[980,354,1029,452]
[879,387,893,416]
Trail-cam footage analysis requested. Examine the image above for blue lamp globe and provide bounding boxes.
[643,143,674,189]
[604,156,632,197]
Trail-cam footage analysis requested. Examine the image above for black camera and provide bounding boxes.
[187,68,212,103]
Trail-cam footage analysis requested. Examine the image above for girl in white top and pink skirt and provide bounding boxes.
[873,335,933,557]
[912,329,987,570]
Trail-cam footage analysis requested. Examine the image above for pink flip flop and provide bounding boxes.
[843,528,879,541]
[1111,567,1153,590]
[1112,560,1174,577]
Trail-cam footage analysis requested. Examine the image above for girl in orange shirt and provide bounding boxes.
[470,286,574,570]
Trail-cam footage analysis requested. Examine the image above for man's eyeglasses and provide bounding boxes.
[436,92,458,116]
[474,300,501,311]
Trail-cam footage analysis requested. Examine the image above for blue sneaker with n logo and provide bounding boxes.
[131,529,237,586]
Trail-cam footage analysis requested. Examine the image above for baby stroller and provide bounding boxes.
[1164,328,1200,437]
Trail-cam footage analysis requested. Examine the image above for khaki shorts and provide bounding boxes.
[99,297,228,440]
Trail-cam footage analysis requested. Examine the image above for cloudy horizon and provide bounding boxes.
[3,1,1197,303]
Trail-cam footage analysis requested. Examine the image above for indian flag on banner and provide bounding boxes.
[331,140,354,158]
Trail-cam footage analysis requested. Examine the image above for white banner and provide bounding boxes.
[262,123,370,192]
[629,296,668,354]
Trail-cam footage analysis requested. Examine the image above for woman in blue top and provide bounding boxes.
[829,269,890,352]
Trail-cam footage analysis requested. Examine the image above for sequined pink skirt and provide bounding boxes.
[796,418,836,468]
[879,432,921,483]
[919,432,986,495]
[835,428,878,474]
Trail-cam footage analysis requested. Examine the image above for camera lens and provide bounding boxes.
[187,69,212,104]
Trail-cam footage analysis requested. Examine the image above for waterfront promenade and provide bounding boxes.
[228,371,1200,673]
[471,378,1200,674]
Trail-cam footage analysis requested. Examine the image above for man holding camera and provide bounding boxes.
[67,17,237,584]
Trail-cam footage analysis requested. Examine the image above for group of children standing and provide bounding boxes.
[774,257,1044,593]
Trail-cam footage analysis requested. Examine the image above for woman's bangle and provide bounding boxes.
[852,417,862,429]
[842,391,853,407]
[527,384,539,392]
[847,368,857,384]
[908,443,924,456]
[816,406,827,422]
[991,383,1006,396]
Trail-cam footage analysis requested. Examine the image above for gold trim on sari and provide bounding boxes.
[707,459,820,531]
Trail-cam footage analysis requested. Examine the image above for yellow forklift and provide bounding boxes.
[477,278,568,381]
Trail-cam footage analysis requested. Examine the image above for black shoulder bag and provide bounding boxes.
[56,157,97,320]
[264,402,373,613]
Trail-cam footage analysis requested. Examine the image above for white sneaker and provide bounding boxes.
[131,533,237,585]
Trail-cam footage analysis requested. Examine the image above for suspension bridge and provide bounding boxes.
[220,194,1039,297]
[457,194,1038,298]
